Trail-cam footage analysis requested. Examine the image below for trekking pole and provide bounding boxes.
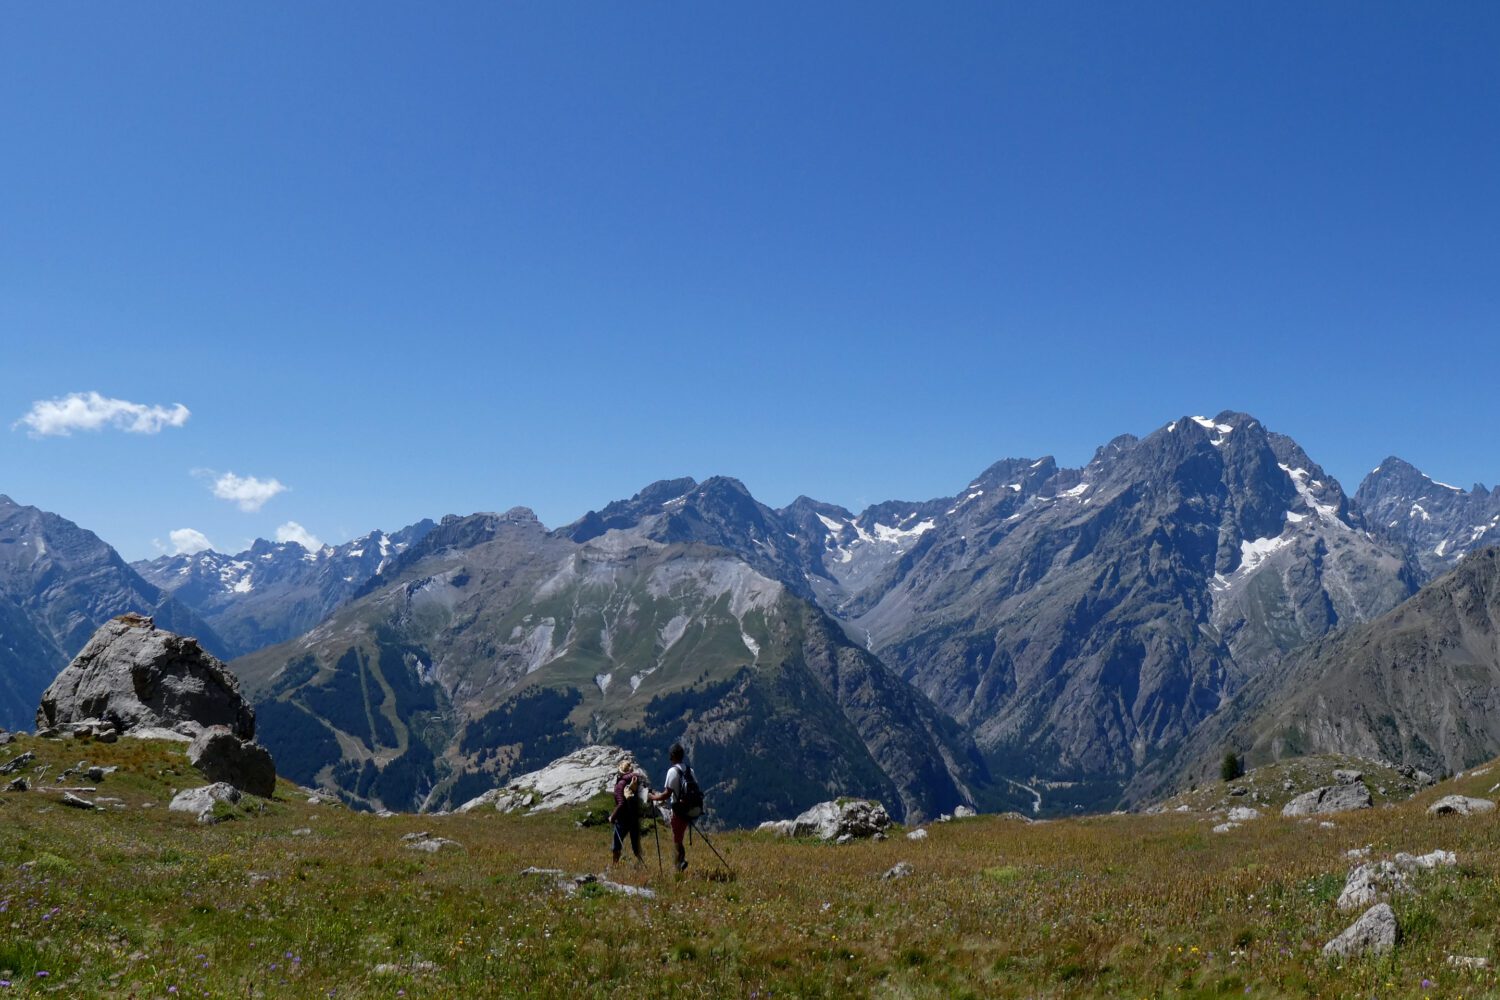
[652,807,664,875]
[689,821,732,874]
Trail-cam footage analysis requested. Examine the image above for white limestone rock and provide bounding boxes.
[1322,903,1398,958]
[169,782,242,823]
[456,745,647,815]
[1427,795,1495,817]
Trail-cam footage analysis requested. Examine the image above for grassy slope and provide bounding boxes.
[3,735,1500,997]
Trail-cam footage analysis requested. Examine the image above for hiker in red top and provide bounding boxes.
[609,757,644,866]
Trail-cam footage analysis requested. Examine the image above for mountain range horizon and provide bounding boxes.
[6,406,1500,826]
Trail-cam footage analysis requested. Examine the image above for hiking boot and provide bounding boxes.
[676,858,688,872]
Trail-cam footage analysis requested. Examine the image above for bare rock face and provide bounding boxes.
[36,615,254,741]
[188,726,277,798]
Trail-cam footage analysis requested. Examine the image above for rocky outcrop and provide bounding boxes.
[1281,782,1373,817]
[37,615,255,741]
[169,782,242,823]
[455,745,645,815]
[1427,795,1495,817]
[1323,903,1399,958]
[1336,850,1456,911]
[402,831,461,853]
[0,751,35,775]
[189,726,277,798]
[757,799,891,841]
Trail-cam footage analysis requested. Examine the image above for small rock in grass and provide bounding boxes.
[881,862,914,881]
[1427,795,1496,817]
[520,867,566,877]
[0,751,36,775]
[1227,806,1260,822]
[953,805,977,819]
[404,833,461,853]
[1212,822,1240,834]
[1332,769,1364,785]
[1448,955,1490,970]
[372,960,438,976]
[290,828,313,836]
[906,828,928,841]
[61,791,97,810]
[1228,785,1248,797]
[1393,850,1456,871]
[1322,903,1398,958]
[169,782,242,823]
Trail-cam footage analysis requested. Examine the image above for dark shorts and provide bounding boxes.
[670,812,688,845]
[612,818,641,857]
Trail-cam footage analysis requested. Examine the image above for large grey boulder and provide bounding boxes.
[37,615,255,741]
[1427,795,1495,817]
[455,745,648,815]
[169,782,242,823]
[1322,903,1398,958]
[760,799,892,841]
[1282,782,1373,818]
[189,726,277,798]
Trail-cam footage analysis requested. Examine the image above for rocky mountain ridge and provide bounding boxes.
[224,410,1440,818]
[231,500,996,825]
[1356,457,1500,579]
[4,410,1495,820]
[133,518,436,657]
[1156,545,1500,798]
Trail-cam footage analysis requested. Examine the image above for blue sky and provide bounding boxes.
[3,4,1497,560]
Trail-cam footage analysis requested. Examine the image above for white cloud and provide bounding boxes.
[168,528,214,555]
[210,472,287,512]
[275,521,323,551]
[15,391,190,437]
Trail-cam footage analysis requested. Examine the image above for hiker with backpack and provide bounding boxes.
[609,757,645,866]
[649,742,702,873]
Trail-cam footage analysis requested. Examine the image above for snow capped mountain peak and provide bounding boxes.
[1358,458,1500,577]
